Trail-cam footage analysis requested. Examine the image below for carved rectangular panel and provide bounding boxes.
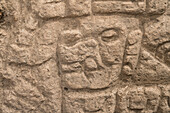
[63,91,116,113]
[92,0,146,14]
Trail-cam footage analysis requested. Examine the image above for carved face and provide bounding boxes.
[57,16,140,89]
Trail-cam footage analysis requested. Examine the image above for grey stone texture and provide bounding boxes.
[0,0,170,113]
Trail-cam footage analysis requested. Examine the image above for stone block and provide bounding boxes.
[146,0,168,14]
[31,0,66,18]
[92,1,146,14]
[63,91,116,113]
[66,0,91,16]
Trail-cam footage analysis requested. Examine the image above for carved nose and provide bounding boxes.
[84,58,97,70]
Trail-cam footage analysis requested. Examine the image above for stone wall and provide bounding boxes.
[0,0,170,113]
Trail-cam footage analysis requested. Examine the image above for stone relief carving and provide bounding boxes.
[57,16,130,89]
[0,0,169,113]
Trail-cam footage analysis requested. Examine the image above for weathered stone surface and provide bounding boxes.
[0,0,170,113]
[92,0,146,14]
[57,16,140,89]
[167,1,170,15]
[133,15,170,84]
[93,0,169,14]
[158,84,170,113]
[146,0,168,14]
[66,0,91,16]
[31,0,66,18]
[63,90,116,113]
[115,86,161,113]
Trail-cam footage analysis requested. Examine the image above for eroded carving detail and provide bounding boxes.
[1,0,170,113]
[57,16,140,90]
[115,86,161,113]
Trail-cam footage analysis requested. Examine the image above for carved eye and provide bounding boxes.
[101,29,119,42]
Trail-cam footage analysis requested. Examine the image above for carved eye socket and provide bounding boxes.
[101,29,119,42]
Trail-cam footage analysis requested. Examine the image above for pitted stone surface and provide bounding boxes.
[0,0,170,113]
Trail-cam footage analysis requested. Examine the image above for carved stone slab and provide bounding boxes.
[0,0,169,113]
